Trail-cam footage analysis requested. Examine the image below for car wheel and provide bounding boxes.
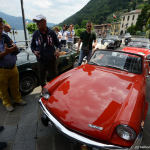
[73,59,79,68]
[19,73,37,95]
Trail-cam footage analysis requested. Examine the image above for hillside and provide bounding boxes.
[59,0,149,26]
[0,11,56,30]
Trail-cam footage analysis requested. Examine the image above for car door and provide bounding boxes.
[57,48,73,73]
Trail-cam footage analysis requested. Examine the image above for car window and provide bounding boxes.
[89,50,142,74]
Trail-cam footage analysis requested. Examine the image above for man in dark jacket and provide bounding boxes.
[31,14,61,89]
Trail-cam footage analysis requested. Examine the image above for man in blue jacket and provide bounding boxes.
[31,14,61,90]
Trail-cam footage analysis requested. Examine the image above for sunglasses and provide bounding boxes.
[87,26,92,28]
[36,19,44,23]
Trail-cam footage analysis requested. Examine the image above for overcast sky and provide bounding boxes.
[0,0,90,24]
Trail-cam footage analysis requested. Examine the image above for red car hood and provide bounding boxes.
[45,64,140,142]
[122,47,150,56]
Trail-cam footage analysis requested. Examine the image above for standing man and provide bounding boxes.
[66,24,75,48]
[0,18,26,112]
[77,21,97,66]
[3,24,11,35]
[31,14,61,90]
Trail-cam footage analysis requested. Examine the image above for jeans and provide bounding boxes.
[61,40,66,47]
[77,49,92,66]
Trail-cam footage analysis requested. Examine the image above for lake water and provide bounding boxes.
[8,30,31,42]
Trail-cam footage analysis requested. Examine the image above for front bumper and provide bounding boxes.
[39,98,143,150]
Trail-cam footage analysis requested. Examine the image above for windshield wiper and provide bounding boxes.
[89,61,101,66]
[105,65,128,72]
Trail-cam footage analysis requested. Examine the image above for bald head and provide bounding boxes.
[4,24,11,33]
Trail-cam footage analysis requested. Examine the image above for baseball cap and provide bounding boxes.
[33,14,46,22]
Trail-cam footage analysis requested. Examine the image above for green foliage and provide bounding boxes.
[75,28,86,37]
[81,20,89,28]
[3,19,7,24]
[146,18,150,30]
[127,25,136,35]
[138,4,145,9]
[145,29,150,38]
[74,24,80,29]
[26,23,38,34]
[135,4,150,31]
[58,0,135,26]
[136,30,141,35]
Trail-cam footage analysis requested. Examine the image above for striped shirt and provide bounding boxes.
[67,30,75,43]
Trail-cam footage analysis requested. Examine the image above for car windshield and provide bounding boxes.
[128,41,150,49]
[106,35,118,40]
[89,50,142,74]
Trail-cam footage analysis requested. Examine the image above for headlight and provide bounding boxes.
[42,88,50,99]
[116,124,136,141]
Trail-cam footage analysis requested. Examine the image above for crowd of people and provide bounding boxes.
[0,14,97,149]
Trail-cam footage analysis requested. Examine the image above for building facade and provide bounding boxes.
[94,24,111,37]
[120,9,141,35]
[110,21,121,35]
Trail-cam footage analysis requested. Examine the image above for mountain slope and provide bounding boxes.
[0,11,56,30]
[59,0,146,26]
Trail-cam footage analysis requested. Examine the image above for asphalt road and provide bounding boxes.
[0,43,150,150]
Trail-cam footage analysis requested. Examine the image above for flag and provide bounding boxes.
[26,20,28,25]
[113,14,116,18]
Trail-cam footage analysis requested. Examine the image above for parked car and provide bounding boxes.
[122,46,150,73]
[17,47,79,95]
[127,38,150,49]
[39,49,149,150]
[101,35,122,49]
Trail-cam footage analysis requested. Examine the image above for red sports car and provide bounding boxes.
[39,49,149,150]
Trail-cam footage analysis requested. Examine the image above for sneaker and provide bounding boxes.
[0,142,7,149]
[6,105,14,112]
[18,100,26,106]
[0,126,4,132]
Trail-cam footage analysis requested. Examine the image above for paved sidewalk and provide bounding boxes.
[0,78,150,150]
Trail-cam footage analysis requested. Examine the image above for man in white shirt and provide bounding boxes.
[66,24,75,48]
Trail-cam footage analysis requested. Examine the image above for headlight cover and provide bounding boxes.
[42,88,50,100]
[116,124,136,141]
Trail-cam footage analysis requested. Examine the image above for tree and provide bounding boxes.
[135,4,150,31]
[26,23,38,34]
[74,24,80,29]
[127,25,136,35]
[81,20,89,28]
